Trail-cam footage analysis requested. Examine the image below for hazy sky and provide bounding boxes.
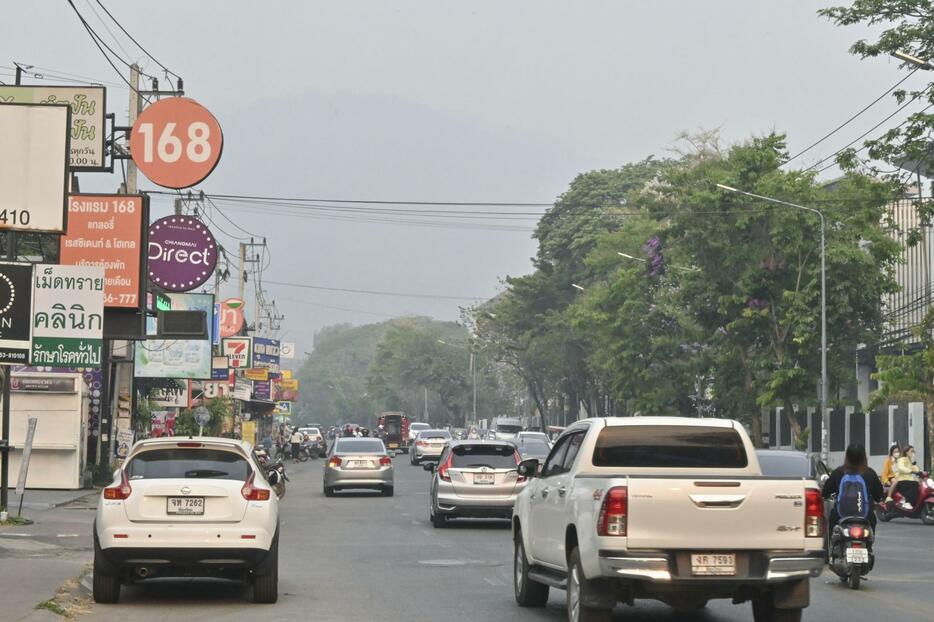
[3,1,928,353]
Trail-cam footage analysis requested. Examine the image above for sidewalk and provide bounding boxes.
[5,487,98,512]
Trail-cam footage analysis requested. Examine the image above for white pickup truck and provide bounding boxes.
[512,417,825,622]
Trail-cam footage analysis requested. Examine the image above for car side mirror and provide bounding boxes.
[518,459,540,478]
[819,473,829,486]
[423,462,436,472]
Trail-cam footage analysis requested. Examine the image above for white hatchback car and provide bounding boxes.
[93,437,279,604]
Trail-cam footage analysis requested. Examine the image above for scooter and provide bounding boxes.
[266,458,289,499]
[828,516,875,590]
[876,472,934,525]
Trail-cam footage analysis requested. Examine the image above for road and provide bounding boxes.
[3,459,933,622]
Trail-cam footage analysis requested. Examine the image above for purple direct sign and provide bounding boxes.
[147,216,217,291]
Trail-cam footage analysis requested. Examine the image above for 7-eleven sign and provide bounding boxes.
[222,337,252,369]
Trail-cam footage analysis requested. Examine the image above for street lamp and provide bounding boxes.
[571,283,586,291]
[716,184,828,462]
[892,50,932,70]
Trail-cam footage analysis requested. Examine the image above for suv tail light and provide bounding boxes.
[598,486,628,536]
[328,456,343,468]
[417,441,429,447]
[241,472,271,501]
[103,470,132,500]
[438,453,453,482]
[805,488,825,538]
[379,455,392,466]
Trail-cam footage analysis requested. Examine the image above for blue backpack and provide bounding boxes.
[836,473,870,518]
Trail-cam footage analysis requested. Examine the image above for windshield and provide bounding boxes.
[335,439,386,454]
[419,431,451,440]
[451,444,518,469]
[495,424,523,434]
[593,425,748,469]
[756,452,810,478]
[126,449,250,481]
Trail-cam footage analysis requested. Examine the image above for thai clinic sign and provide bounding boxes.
[0,262,34,364]
[130,97,223,189]
[0,85,106,170]
[59,195,145,308]
[30,265,105,368]
[218,298,245,337]
[0,103,70,233]
[244,367,268,382]
[148,215,217,291]
[252,337,280,371]
[222,337,252,369]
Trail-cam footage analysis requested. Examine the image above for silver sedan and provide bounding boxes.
[410,429,451,465]
[323,438,394,497]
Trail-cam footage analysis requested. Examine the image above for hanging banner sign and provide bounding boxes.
[279,378,299,391]
[252,380,271,401]
[244,367,268,381]
[130,97,224,189]
[232,379,252,401]
[252,337,280,371]
[59,194,145,309]
[0,262,34,364]
[222,337,252,368]
[0,103,70,233]
[147,215,217,292]
[150,410,177,437]
[218,297,245,337]
[0,85,106,171]
[211,356,230,380]
[115,427,135,459]
[30,265,105,368]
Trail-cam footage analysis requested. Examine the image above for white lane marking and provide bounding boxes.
[484,577,505,587]
[56,534,80,538]
[0,533,34,537]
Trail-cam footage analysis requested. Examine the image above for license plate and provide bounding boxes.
[691,553,735,576]
[474,473,495,485]
[845,547,870,564]
[388,443,398,448]
[166,496,204,515]
[349,460,369,469]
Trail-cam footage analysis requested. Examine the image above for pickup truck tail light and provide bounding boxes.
[598,486,628,536]
[241,472,271,501]
[103,470,132,500]
[804,488,825,538]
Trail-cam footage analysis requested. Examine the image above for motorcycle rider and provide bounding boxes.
[822,443,884,532]
[881,444,900,503]
[894,445,922,510]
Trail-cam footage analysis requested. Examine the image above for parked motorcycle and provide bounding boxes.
[876,472,934,525]
[828,516,875,589]
[266,458,289,499]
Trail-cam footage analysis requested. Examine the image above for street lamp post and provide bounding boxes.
[716,184,828,462]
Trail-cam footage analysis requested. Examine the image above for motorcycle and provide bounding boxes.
[266,458,289,499]
[828,515,875,590]
[876,472,934,525]
[254,447,270,466]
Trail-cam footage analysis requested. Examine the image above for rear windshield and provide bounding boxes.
[518,439,551,455]
[420,431,451,440]
[451,444,517,469]
[336,439,385,453]
[411,423,430,430]
[592,425,748,469]
[496,424,523,434]
[756,452,809,477]
[126,449,250,481]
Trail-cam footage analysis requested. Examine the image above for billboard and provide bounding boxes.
[0,85,106,170]
[134,292,214,379]
[30,265,105,368]
[222,337,252,369]
[0,103,70,233]
[0,262,34,364]
[218,298,245,337]
[59,194,145,309]
[150,379,189,408]
[253,337,280,371]
[147,215,217,291]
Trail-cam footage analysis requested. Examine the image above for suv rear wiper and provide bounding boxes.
[184,469,229,478]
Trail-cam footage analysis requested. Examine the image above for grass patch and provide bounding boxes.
[0,516,33,526]
[36,600,68,616]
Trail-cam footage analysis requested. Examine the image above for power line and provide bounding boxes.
[264,279,485,301]
[278,296,405,319]
[783,68,921,167]
[146,189,552,208]
[83,0,134,61]
[93,0,182,80]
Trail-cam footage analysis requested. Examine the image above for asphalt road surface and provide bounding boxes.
[6,458,933,622]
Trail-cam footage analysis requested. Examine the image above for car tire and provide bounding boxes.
[253,539,278,604]
[431,508,446,528]
[323,485,334,497]
[513,529,549,607]
[411,456,420,466]
[383,486,394,497]
[92,535,121,604]
[752,595,802,622]
[567,548,612,622]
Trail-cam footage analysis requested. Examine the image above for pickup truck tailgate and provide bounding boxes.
[627,478,809,550]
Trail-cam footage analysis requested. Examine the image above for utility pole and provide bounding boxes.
[125,64,140,194]
[238,242,246,300]
[174,198,183,216]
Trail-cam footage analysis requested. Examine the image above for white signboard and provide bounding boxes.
[0,86,106,170]
[232,380,252,401]
[150,380,189,408]
[222,337,252,369]
[280,342,295,359]
[30,264,105,367]
[0,104,70,233]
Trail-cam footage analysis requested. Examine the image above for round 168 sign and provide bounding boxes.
[130,97,223,189]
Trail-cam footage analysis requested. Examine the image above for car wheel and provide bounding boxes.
[411,456,420,466]
[253,539,279,604]
[567,548,611,622]
[513,529,548,606]
[383,486,394,497]
[431,507,446,528]
[92,535,121,604]
[752,595,802,622]
[323,486,334,497]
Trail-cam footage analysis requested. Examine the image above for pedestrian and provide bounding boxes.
[290,428,303,464]
[881,444,900,502]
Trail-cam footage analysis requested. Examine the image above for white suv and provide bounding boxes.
[93,437,279,604]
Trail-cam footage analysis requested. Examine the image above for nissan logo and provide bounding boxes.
[180,486,191,495]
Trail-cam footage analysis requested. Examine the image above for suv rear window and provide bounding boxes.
[451,444,518,469]
[592,425,748,469]
[126,449,250,480]
[336,439,385,453]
